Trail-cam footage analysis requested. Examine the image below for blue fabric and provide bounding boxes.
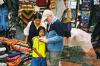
[31,58,47,66]
[0,4,9,30]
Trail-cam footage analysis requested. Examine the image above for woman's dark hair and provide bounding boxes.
[38,26,45,35]
[34,12,42,20]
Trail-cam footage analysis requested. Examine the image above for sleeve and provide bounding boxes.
[47,36,63,44]
[24,21,32,36]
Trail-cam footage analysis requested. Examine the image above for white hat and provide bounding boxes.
[42,10,54,22]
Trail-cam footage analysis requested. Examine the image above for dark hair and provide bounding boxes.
[34,12,42,20]
[38,26,45,35]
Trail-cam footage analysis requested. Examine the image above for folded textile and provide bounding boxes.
[0,63,7,66]
[0,54,8,58]
[6,55,21,61]
[0,47,6,52]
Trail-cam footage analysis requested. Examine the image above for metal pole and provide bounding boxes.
[75,0,80,28]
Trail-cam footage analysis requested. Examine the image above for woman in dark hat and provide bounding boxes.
[24,12,42,48]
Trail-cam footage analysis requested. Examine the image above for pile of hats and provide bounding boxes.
[0,41,10,66]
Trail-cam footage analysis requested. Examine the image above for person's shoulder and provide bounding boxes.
[28,21,32,24]
[53,19,61,25]
[32,36,39,40]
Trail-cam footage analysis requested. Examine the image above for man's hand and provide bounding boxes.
[39,36,48,43]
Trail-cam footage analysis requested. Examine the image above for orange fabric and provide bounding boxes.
[7,56,22,66]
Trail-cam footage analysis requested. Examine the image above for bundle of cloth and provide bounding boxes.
[0,41,10,66]
[0,37,31,55]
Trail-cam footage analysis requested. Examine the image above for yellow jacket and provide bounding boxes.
[32,36,46,58]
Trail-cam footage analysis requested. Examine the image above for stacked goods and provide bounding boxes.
[0,37,32,66]
[0,37,31,55]
[0,41,10,66]
[0,37,20,45]
[36,0,48,7]
[12,43,31,55]
[6,51,22,66]
[7,56,22,66]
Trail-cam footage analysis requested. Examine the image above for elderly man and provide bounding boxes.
[40,10,71,66]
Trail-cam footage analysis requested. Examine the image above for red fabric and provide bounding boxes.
[36,0,47,7]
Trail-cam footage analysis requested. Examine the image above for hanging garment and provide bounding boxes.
[0,4,9,30]
[54,0,66,19]
[91,0,100,45]
[4,0,19,11]
[36,0,48,7]
[18,2,35,27]
[61,8,72,23]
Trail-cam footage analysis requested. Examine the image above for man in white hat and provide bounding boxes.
[40,10,71,66]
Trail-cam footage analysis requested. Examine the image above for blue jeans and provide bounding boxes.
[31,57,47,66]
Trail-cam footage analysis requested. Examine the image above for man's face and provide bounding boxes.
[34,19,41,26]
[45,15,52,24]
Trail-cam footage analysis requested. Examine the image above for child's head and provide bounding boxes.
[38,26,45,37]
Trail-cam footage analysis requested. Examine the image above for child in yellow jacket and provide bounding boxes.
[31,26,47,66]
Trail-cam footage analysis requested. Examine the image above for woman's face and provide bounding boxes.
[34,19,41,26]
[39,29,45,37]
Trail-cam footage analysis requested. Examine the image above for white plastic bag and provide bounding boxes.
[70,28,93,52]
